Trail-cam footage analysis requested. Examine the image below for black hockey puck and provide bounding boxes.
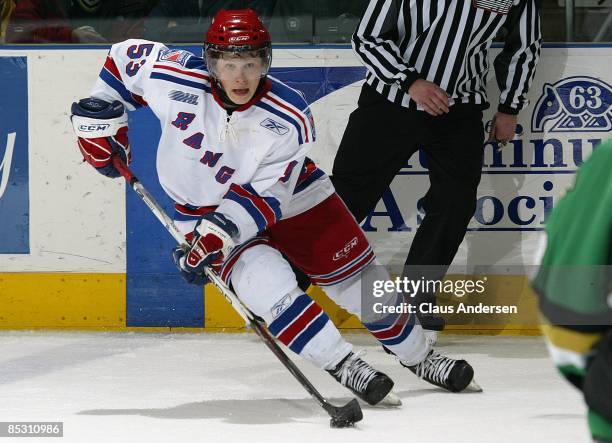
[328,398,362,428]
[329,417,356,428]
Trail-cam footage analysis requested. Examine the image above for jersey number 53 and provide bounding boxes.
[125,44,154,77]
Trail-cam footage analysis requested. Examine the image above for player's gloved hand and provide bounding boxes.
[71,97,131,178]
[172,247,210,285]
[172,212,239,285]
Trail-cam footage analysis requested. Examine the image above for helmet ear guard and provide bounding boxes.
[203,9,272,81]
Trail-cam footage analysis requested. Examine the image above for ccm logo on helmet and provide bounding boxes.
[78,123,110,132]
[229,35,250,43]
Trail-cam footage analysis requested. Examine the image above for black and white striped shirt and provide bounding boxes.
[352,0,542,114]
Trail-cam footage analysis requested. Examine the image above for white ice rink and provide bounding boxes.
[0,332,590,443]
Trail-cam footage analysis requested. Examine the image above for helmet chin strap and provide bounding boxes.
[213,79,239,109]
[213,77,267,110]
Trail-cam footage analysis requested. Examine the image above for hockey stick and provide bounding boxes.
[111,156,363,428]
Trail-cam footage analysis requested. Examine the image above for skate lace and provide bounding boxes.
[412,351,455,385]
[333,350,377,394]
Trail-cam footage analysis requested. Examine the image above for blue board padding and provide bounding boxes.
[270,67,366,105]
[0,57,29,254]
[125,108,203,327]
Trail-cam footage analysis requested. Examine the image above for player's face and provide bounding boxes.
[216,55,264,105]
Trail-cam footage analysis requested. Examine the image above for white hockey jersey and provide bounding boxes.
[91,39,333,243]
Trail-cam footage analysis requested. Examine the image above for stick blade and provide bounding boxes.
[329,398,363,428]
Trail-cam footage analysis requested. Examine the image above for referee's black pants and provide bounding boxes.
[331,83,485,272]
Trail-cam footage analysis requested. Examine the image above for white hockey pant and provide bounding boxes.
[230,244,352,370]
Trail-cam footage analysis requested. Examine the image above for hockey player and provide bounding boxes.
[70,9,477,405]
[532,140,612,443]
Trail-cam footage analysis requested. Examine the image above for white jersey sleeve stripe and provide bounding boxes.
[256,98,307,145]
[265,94,309,142]
[99,56,147,109]
[150,72,212,92]
[266,92,313,143]
[152,63,212,83]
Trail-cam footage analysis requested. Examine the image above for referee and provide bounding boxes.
[331,0,542,336]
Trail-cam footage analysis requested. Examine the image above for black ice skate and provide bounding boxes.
[328,351,396,406]
[402,349,480,393]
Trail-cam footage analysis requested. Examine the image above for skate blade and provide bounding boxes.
[464,378,483,393]
[365,390,402,408]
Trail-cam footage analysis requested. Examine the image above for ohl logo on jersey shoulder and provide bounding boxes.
[169,90,199,105]
[532,76,612,133]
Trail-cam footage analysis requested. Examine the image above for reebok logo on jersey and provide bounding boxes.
[271,293,292,319]
[168,90,199,105]
[260,118,289,136]
[157,49,191,67]
[333,237,359,261]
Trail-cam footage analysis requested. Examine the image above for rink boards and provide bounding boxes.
[0,44,610,331]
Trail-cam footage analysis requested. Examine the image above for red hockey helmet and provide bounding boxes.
[204,9,272,81]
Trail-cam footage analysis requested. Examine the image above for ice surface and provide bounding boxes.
[0,332,589,443]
